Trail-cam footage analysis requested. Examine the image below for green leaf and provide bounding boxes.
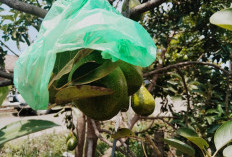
[177,128,209,150]
[12,30,17,39]
[0,7,4,12]
[1,15,14,21]
[214,120,232,151]
[210,8,232,31]
[111,128,135,140]
[49,49,93,88]
[0,120,59,146]
[53,51,77,74]
[164,138,195,157]
[223,145,232,157]
[177,127,198,137]
[73,60,120,85]
[0,86,10,106]
[55,85,114,104]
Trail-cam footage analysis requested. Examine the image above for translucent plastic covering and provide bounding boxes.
[14,0,157,110]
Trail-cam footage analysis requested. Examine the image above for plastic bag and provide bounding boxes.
[14,0,157,110]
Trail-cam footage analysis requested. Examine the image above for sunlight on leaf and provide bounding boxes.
[177,127,209,150]
[0,86,10,106]
[223,145,232,157]
[164,138,195,157]
[214,120,232,151]
[112,128,135,140]
[48,49,93,88]
[0,120,59,146]
[73,60,120,85]
[210,8,232,31]
[55,85,114,104]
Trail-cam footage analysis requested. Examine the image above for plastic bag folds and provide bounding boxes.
[14,0,157,110]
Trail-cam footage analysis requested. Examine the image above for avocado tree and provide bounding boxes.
[0,0,231,157]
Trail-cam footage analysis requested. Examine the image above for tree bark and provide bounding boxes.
[0,0,166,20]
[0,71,13,80]
[75,113,86,157]
[154,131,164,157]
[0,0,47,18]
[130,0,166,19]
[0,79,13,87]
[85,118,99,157]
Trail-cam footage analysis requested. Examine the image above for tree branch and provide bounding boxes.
[0,0,47,18]
[129,0,166,19]
[0,40,19,57]
[1,0,166,21]
[140,116,173,120]
[75,113,86,157]
[225,75,230,120]
[175,67,190,125]
[90,120,128,156]
[0,71,13,79]
[145,134,162,157]
[143,61,231,77]
[129,114,139,129]
[0,79,13,87]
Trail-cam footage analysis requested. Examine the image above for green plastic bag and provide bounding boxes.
[14,0,157,110]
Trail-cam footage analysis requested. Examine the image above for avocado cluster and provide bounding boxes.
[50,51,155,121]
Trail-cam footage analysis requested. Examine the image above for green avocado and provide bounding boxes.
[119,61,143,96]
[74,67,127,121]
[66,134,78,151]
[132,85,155,116]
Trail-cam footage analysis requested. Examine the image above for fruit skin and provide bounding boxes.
[120,96,129,112]
[73,67,128,121]
[119,61,143,96]
[132,85,155,116]
[66,134,78,151]
[66,132,74,143]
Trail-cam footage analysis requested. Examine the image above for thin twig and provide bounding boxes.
[99,129,112,135]
[35,0,41,7]
[90,120,128,156]
[160,118,176,130]
[101,114,140,157]
[118,139,136,157]
[142,142,148,157]
[175,67,190,125]
[0,40,19,57]
[140,116,174,120]
[145,134,162,157]
[143,61,231,77]
[225,75,230,120]
[115,0,122,9]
